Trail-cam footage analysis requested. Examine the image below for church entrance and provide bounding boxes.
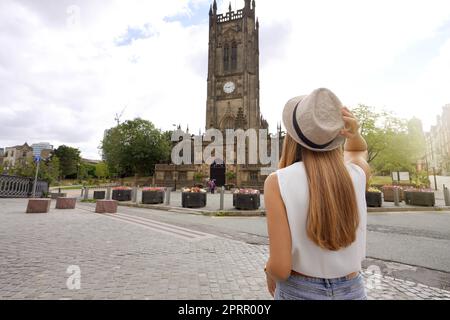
[210,159,226,187]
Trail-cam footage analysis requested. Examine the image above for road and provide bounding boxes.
[99,205,450,289]
[1,199,450,299]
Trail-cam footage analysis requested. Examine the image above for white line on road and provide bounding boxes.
[104,212,216,242]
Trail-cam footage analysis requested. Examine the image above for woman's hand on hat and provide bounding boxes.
[340,107,360,139]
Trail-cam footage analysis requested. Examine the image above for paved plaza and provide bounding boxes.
[1,198,449,300]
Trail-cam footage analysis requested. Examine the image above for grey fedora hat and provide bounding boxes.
[282,88,346,152]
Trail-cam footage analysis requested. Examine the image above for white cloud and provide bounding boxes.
[0,0,449,158]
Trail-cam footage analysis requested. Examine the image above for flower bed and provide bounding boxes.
[182,187,207,208]
[142,187,165,204]
[233,189,261,210]
[381,185,404,202]
[112,187,132,202]
[404,188,435,207]
[365,187,382,207]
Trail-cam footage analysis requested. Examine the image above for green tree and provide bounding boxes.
[40,155,61,185]
[11,160,34,177]
[352,105,425,175]
[11,155,60,185]
[54,145,81,179]
[95,162,109,179]
[101,118,171,177]
[351,104,404,163]
[407,117,426,160]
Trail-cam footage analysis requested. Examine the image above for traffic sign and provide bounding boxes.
[34,155,41,163]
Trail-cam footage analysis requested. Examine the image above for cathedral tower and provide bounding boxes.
[205,0,263,131]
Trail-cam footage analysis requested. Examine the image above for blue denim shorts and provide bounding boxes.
[275,272,367,300]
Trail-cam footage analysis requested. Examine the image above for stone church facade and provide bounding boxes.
[154,0,274,191]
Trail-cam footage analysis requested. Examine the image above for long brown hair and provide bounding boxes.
[279,134,359,251]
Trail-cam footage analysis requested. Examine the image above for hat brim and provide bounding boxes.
[282,96,346,152]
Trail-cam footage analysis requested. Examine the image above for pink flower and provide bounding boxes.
[234,189,260,195]
[143,187,165,192]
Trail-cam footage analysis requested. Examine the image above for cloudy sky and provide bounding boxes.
[1,0,450,159]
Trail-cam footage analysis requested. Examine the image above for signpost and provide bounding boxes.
[391,171,410,184]
[32,154,41,198]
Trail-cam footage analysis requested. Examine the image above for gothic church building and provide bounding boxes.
[155,0,270,190]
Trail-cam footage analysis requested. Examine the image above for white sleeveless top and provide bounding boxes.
[276,161,367,279]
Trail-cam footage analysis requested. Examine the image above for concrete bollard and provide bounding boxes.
[106,187,112,200]
[132,187,138,203]
[83,187,89,200]
[220,186,225,210]
[444,186,450,207]
[393,188,400,206]
[81,188,84,198]
[165,188,171,205]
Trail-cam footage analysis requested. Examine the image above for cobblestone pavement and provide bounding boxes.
[0,199,449,300]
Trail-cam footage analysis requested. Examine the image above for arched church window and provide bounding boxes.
[223,45,230,72]
[231,43,238,71]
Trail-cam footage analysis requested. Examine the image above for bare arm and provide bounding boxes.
[340,107,371,186]
[264,173,292,282]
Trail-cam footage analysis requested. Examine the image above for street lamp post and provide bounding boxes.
[429,136,438,191]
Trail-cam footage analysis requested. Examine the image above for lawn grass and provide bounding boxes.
[370,176,393,185]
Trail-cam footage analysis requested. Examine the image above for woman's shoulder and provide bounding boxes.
[277,161,303,175]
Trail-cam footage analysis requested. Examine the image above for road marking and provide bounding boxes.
[103,212,215,241]
[117,212,210,237]
[76,202,215,241]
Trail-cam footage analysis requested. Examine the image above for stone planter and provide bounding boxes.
[93,191,106,200]
[233,193,261,210]
[95,200,118,214]
[365,192,382,207]
[381,188,404,202]
[142,191,165,204]
[50,193,67,199]
[112,189,132,202]
[26,199,51,213]
[182,192,206,208]
[55,197,76,209]
[404,191,435,207]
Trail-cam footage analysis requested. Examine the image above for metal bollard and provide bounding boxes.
[220,186,225,210]
[132,187,137,203]
[165,188,171,205]
[393,188,400,206]
[444,186,450,207]
[106,187,111,200]
[83,187,89,200]
[81,188,84,198]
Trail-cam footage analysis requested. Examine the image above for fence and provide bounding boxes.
[0,175,49,198]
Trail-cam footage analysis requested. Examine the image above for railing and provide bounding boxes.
[0,175,49,198]
[217,9,244,23]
